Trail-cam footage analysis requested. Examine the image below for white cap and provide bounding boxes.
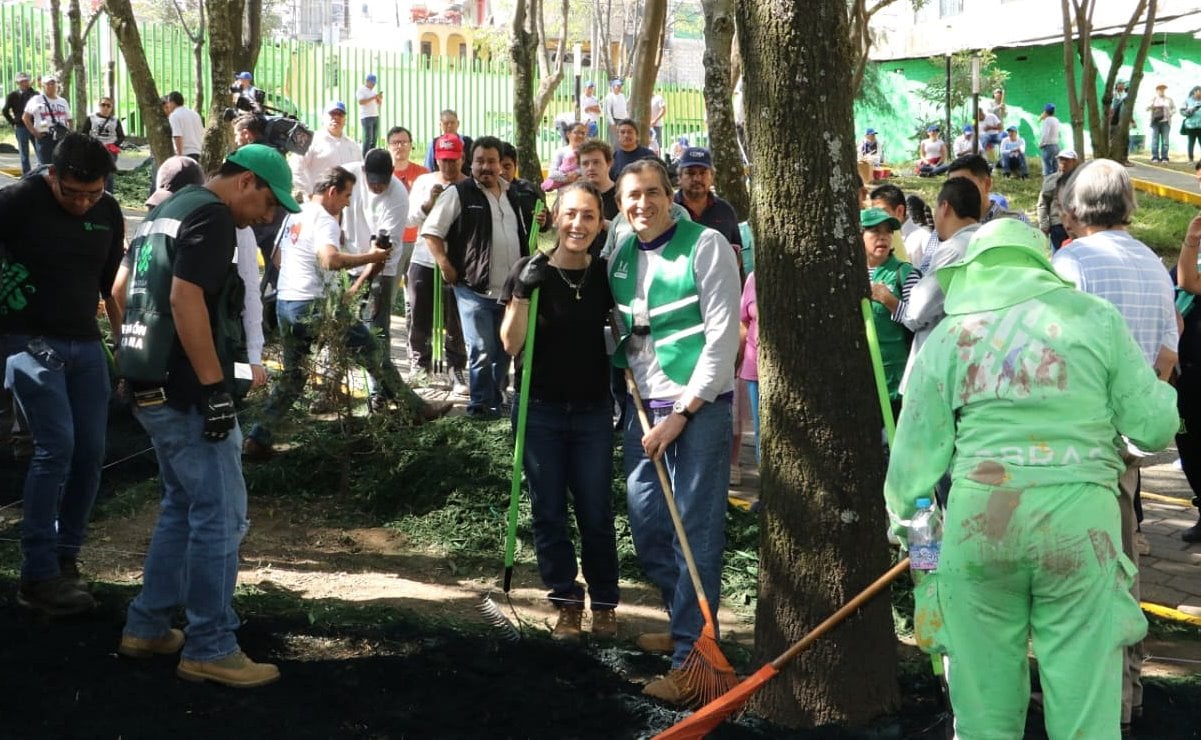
[1057,149,1078,160]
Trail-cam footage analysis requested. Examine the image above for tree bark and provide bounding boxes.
[1117,0,1158,159]
[532,0,570,122]
[701,0,749,219]
[1060,0,1085,156]
[1072,0,1100,158]
[170,0,207,112]
[628,0,666,147]
[511,0,542,182]
[105,0,173,163]
[849,0,902,98]
[737,0,899,728]
[1093,0,1148,159]
[203,0,263,172]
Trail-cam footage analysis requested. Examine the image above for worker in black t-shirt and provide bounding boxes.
[0,133,123,616]
[115,145,301,688]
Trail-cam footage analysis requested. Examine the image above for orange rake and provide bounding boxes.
[653,557,912,740]
[625,370,738,707]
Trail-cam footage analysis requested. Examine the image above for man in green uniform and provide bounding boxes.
[884,219,1178,738]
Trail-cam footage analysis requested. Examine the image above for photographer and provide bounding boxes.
[22,74,72,167]
[230,71,261,112]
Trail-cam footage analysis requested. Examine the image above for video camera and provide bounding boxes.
[222,92,312,157]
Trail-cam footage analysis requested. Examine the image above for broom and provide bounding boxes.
[653,557,911,740]
[624,369,738,707]
[431,267,445,376]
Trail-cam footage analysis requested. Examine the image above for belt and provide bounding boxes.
[131,386,168,407]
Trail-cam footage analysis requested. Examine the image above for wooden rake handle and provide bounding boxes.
[624,369,718,626]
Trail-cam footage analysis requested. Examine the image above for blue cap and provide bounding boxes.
[236,71,252,81]
[366,73,377,83]
[916,497,931,509]
[679,147,712,169]
[963,124,973,133]
[865,128,877,135]
[327,100,347,114]
[989,193,1010,210]
[1006,125,1017,132]
[610,79,622,88]
[1044,103,1055,113]
[585,80,595,88]
[927,124,940,132]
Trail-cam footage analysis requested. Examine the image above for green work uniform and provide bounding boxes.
[884,221,1178,740]
[868,253,914,402]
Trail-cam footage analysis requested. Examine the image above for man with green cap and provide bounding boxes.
[861,206,916,416]
[116,144,301,688]
[884,218,1178,738]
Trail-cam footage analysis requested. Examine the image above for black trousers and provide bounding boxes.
[404,262,466,373]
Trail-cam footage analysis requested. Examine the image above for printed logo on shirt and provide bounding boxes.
[83,222,110,232]
[0,259,36,314]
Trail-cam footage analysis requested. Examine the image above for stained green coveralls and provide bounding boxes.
[884,220,1178,740]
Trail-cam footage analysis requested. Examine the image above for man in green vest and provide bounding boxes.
[608,159,741,704]
[116,145,301,688]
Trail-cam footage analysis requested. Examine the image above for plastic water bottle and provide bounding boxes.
[908,497,942,572]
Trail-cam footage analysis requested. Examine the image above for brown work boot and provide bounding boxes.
[118,628,185,658]
[636,631,674,654]
[591,609,618,639]
[17,576,95,616]
[242,437,274,462]
[58,556,86,588]
[177,650,280,688]
[551,605,583,642]
[643,668,694,705]
[418,400,454,424]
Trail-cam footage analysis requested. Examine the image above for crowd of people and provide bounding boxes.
[3,66,1200,736]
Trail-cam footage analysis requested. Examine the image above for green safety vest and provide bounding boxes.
[869,253,915,400]
[118,185,249,396]
[609,220,706,385]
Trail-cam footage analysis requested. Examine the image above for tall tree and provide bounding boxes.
[510,0,542,184]
[737,0,900,728]
[49,0,104,122]
[170,0,207,113]
[627,0,667,147]
[203,0,264,171]
[700,0,749,218]
[105,0,173,163]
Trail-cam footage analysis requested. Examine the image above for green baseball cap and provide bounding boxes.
[860,207,901,231]
[226,144,301,213]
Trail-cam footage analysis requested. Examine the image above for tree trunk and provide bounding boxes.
[1093,0,1149,159]
[849,0,902,98]
[1117,0,1157,159]
[701,0,749,219]
[1060,0,1085,156]
[105,0,173,163]
[511,0,542,182]
[1072,1,1101,159]
[532,0,570,123]
[737,0,899,728]
[203,0,262,172]
[67,0,87,121]
[628,0,666,147]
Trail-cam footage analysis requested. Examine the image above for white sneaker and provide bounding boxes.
[451,368,469,397]
[729,464,742,486]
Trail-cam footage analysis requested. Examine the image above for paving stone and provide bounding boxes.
[1138,567,1176,585]
[1147,559,1201,578]
[1167,576,1201,593]
[1141,583,1188,606]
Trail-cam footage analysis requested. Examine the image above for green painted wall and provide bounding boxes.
[857,33,1201,166]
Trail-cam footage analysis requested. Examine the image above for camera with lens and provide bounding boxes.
[373,229,392,250]
[221,91,312,157]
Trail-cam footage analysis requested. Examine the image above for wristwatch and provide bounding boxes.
[671,400,694,421]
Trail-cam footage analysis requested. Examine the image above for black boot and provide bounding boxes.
[1183,509,1201,543]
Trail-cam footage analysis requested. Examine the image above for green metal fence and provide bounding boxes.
[0,2,707,164]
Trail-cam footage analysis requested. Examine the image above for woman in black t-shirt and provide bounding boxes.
[499,181,619,642]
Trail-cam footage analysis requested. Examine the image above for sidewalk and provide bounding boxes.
[1128,159,1201,207]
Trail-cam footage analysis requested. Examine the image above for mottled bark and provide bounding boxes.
[105,0,173,163]
[1060,0,1086,156]
[511,0,542,181]
[170,0,207,112]
[203,0,262,172]
[701,0,749,219]
[736,0,899,728]
[849,0,902,97]
[1115,0,1157,160]
[532,0,570,127]
[627,0,666,147]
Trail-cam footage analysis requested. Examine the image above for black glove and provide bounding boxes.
[513,251,549,300]
[200,384,237,442]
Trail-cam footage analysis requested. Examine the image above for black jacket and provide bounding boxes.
[446,179,537,293]
[2,87,35,126]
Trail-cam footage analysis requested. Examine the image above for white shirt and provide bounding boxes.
[421,178,520,297]
[1039,116,1061,147]
[277,202,343,301]
[341,163,410,277]
[953,134,975,157]
[603,91,628,124]
[356,85,380,118]
[168,106,205,156]
[581,93,600,124]
[25,93,71,134]
[407,172,453,268]
[289,128,361,198]
[235,227,265,364]
[980,113,1002,134]
[650,95,666,126]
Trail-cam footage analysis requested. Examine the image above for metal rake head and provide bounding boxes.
[478,594,521,642]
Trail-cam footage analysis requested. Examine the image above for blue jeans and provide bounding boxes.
[1150,120,1170,160]
[516,398,619,610]
[14,125,33,174]
[453,285,510,416]
[4,335,110,581]
[1040,144,1060,176]
[1001,153,1028,177]
[125,403,248,661]
[745,379,760,463]
[623,396,731,666]
[248,298,422,445]
[35,134,55,167]
[361,117,379,157]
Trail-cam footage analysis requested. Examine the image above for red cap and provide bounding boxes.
[434,134,464,160]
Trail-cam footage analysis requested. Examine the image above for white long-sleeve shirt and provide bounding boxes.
[289,129,361,197]
[235,227,265,365]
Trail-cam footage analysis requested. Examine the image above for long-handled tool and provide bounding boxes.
[624,369,738,707]
[431,267,445,376]
[653,557,911,740]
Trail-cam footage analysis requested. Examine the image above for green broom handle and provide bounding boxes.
[860,296,896,444]
[432,266,444,369]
